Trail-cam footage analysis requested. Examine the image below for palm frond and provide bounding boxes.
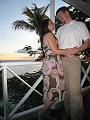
[12,3,50,35]
[42,4,50,16]
[12,20,35,31]
[23,7,35,18]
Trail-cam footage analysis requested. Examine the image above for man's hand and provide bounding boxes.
[65,47,80,56]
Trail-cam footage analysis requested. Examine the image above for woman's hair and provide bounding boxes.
[40,18,51,57]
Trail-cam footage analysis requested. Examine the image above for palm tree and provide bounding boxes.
[12,3,49,36]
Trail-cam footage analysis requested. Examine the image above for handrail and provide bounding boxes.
[0,60,90,120]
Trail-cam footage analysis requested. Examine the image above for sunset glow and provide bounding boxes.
[0,52,34,60]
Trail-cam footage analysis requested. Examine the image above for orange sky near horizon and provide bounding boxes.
[0,52,34,60]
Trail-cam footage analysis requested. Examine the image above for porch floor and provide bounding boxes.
[15,88,90,120]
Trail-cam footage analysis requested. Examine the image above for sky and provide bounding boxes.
[0,0,68,53]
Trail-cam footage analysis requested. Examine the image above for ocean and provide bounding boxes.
[0,60,42,78]
[9,64,42,78]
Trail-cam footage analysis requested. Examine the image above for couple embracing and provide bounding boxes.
[39,6,90,120]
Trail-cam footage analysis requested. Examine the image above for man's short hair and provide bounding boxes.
[56,6,69,15]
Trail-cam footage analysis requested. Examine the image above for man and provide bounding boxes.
[56,6,90,120]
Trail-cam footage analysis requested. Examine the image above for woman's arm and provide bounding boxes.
[43,33,69,56]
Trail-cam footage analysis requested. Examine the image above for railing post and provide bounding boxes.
[2,66,9,120]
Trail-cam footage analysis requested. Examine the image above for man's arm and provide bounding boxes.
[78,39,90,52]
[67,39,90,55]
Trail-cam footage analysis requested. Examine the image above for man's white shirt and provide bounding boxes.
[56,20,90,49]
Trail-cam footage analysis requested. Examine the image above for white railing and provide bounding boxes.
[0,60,90,120]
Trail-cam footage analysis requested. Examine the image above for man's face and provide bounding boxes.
[57,11,67,24]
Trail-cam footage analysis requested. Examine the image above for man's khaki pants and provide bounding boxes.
[62,56,84,120]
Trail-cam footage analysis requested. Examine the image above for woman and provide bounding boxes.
[39,18,69,120]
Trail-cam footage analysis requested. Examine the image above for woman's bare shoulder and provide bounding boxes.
[44,32,54,39]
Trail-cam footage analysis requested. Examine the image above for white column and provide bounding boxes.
[50,0,55,23]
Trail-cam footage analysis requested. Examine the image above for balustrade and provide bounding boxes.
[0,60,90,120]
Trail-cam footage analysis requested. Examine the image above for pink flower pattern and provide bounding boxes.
[42,46,65,104]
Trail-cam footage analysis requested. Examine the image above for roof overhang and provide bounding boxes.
[62,0,90,17]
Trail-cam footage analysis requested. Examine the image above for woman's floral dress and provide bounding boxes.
[42,45,65,106]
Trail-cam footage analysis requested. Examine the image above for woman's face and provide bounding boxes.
[48,20,55,31]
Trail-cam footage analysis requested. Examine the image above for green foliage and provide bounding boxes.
[68,6,89,21]
[81,48,90,60]
[8,70,43,113]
